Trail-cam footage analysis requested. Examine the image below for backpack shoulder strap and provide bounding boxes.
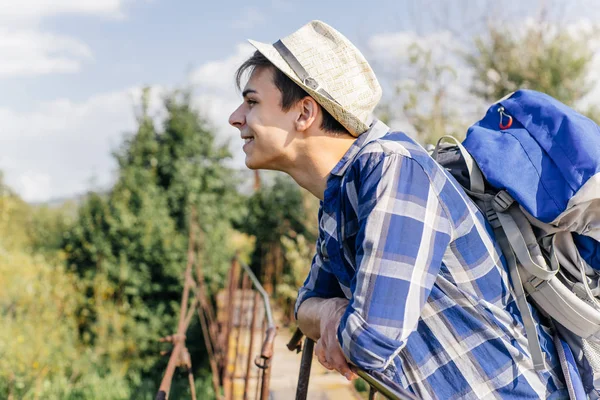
[491,196,551,371]
[433,136,485,195]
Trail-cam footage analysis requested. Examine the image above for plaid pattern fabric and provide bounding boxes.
[295,121,567,399]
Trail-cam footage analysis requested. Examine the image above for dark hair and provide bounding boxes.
[235,51,348,135]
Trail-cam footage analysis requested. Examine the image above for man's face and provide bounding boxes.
[229,67,297,170]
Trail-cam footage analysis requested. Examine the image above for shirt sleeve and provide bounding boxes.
[295,208,346,318]
[337,153,454,372]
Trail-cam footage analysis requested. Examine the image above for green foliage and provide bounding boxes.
[0,193,131,399]
[277,233,314,321]
[236,173,316,272]
[376,43,467,146]
[62,88,242,394]
[0,184,35,253]
[4,13,598,400]
[26,202,77,262]
[466,23,598,107]
[353,377,369,393]
[240,174,308,242]
[377,20,600,144]
[236,173,319,321]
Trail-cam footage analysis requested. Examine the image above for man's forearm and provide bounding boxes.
[296,297,349,341]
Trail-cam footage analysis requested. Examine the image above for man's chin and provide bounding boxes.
[245,157,277,172]
[244,156,261,170]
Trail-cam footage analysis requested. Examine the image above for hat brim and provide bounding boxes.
[248,39,368,137]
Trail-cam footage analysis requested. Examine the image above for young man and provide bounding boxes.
[229,21,567,399]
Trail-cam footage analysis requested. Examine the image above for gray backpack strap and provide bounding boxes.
[496,228,548,371]
[496,196,600,337]
[433,136,485,194]
[493,192,600,374]
[493,195,558,283]
[490,195,550,371]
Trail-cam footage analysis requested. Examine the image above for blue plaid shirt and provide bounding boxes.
[296,120,567,399]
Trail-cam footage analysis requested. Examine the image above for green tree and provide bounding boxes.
[466,21,599,120]
[377,43,466,146]
[235,173,319,320]
[0,179,133,399]
[63,88,242,396]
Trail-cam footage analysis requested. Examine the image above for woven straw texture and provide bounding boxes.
[249,20,382,136]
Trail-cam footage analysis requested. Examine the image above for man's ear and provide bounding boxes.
[295,96,319,132]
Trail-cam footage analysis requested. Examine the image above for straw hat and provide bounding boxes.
[248,20,382,136]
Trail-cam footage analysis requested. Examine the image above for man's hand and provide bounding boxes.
[297,297,358,381]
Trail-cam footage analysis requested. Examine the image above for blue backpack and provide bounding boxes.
[432,90,600,399]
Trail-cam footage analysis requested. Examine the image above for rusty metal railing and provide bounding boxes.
[155,212,277,400]
[221,259,277,400]
[287,328,419,400]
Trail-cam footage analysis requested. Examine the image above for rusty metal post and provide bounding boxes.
[156,337,185,400]
[243,292,260,400]
[253,170,261,191]
[180,347,197,400]
[223,258,240,400]
[369,387,378,400]
[196,301,221,399]
[286,329,304,353]
[230,274,250,398]
[274,243,283,292]
[262,244,274,295]
[255,314,266,400]
[155,217,198,400]
[258,325,277,400]
[187,368,197,400]
[295,338,315,400]
[254,368,262,400]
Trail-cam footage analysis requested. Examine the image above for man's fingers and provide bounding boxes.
[315,340,334,370]
[326,346,355,380]
[345,371,359,380]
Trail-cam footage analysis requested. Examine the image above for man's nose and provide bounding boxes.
[229,105,244,129]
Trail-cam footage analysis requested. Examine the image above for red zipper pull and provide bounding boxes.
[498,106,513,129]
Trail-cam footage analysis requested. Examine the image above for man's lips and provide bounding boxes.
[241,133,254,145]
[242,136,254,151]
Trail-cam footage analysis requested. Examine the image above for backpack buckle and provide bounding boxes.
[524,276,547,293]
[492,191,514,213]
[485,208,501,229]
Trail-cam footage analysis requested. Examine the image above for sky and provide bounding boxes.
[1,0,599,202]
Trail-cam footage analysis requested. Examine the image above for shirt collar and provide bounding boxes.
[329,118,390,177]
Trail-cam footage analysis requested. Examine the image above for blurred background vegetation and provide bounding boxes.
[1,4,599,399]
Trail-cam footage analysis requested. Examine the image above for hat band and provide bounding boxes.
[273,40,339,105]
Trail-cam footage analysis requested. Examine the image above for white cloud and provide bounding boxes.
[563,18,600,109]
[17,173,52,203]
[190,43,254,91]
[0,86,166,202]
[368,30,459,68]
[367,30,478,135]
[194,92,248,166]
[0,0,127,23]
[0,38,252,203]
[0,0,133,79]
[189,43,254,166]
[0,29,92,77]
[0,79,247,203]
